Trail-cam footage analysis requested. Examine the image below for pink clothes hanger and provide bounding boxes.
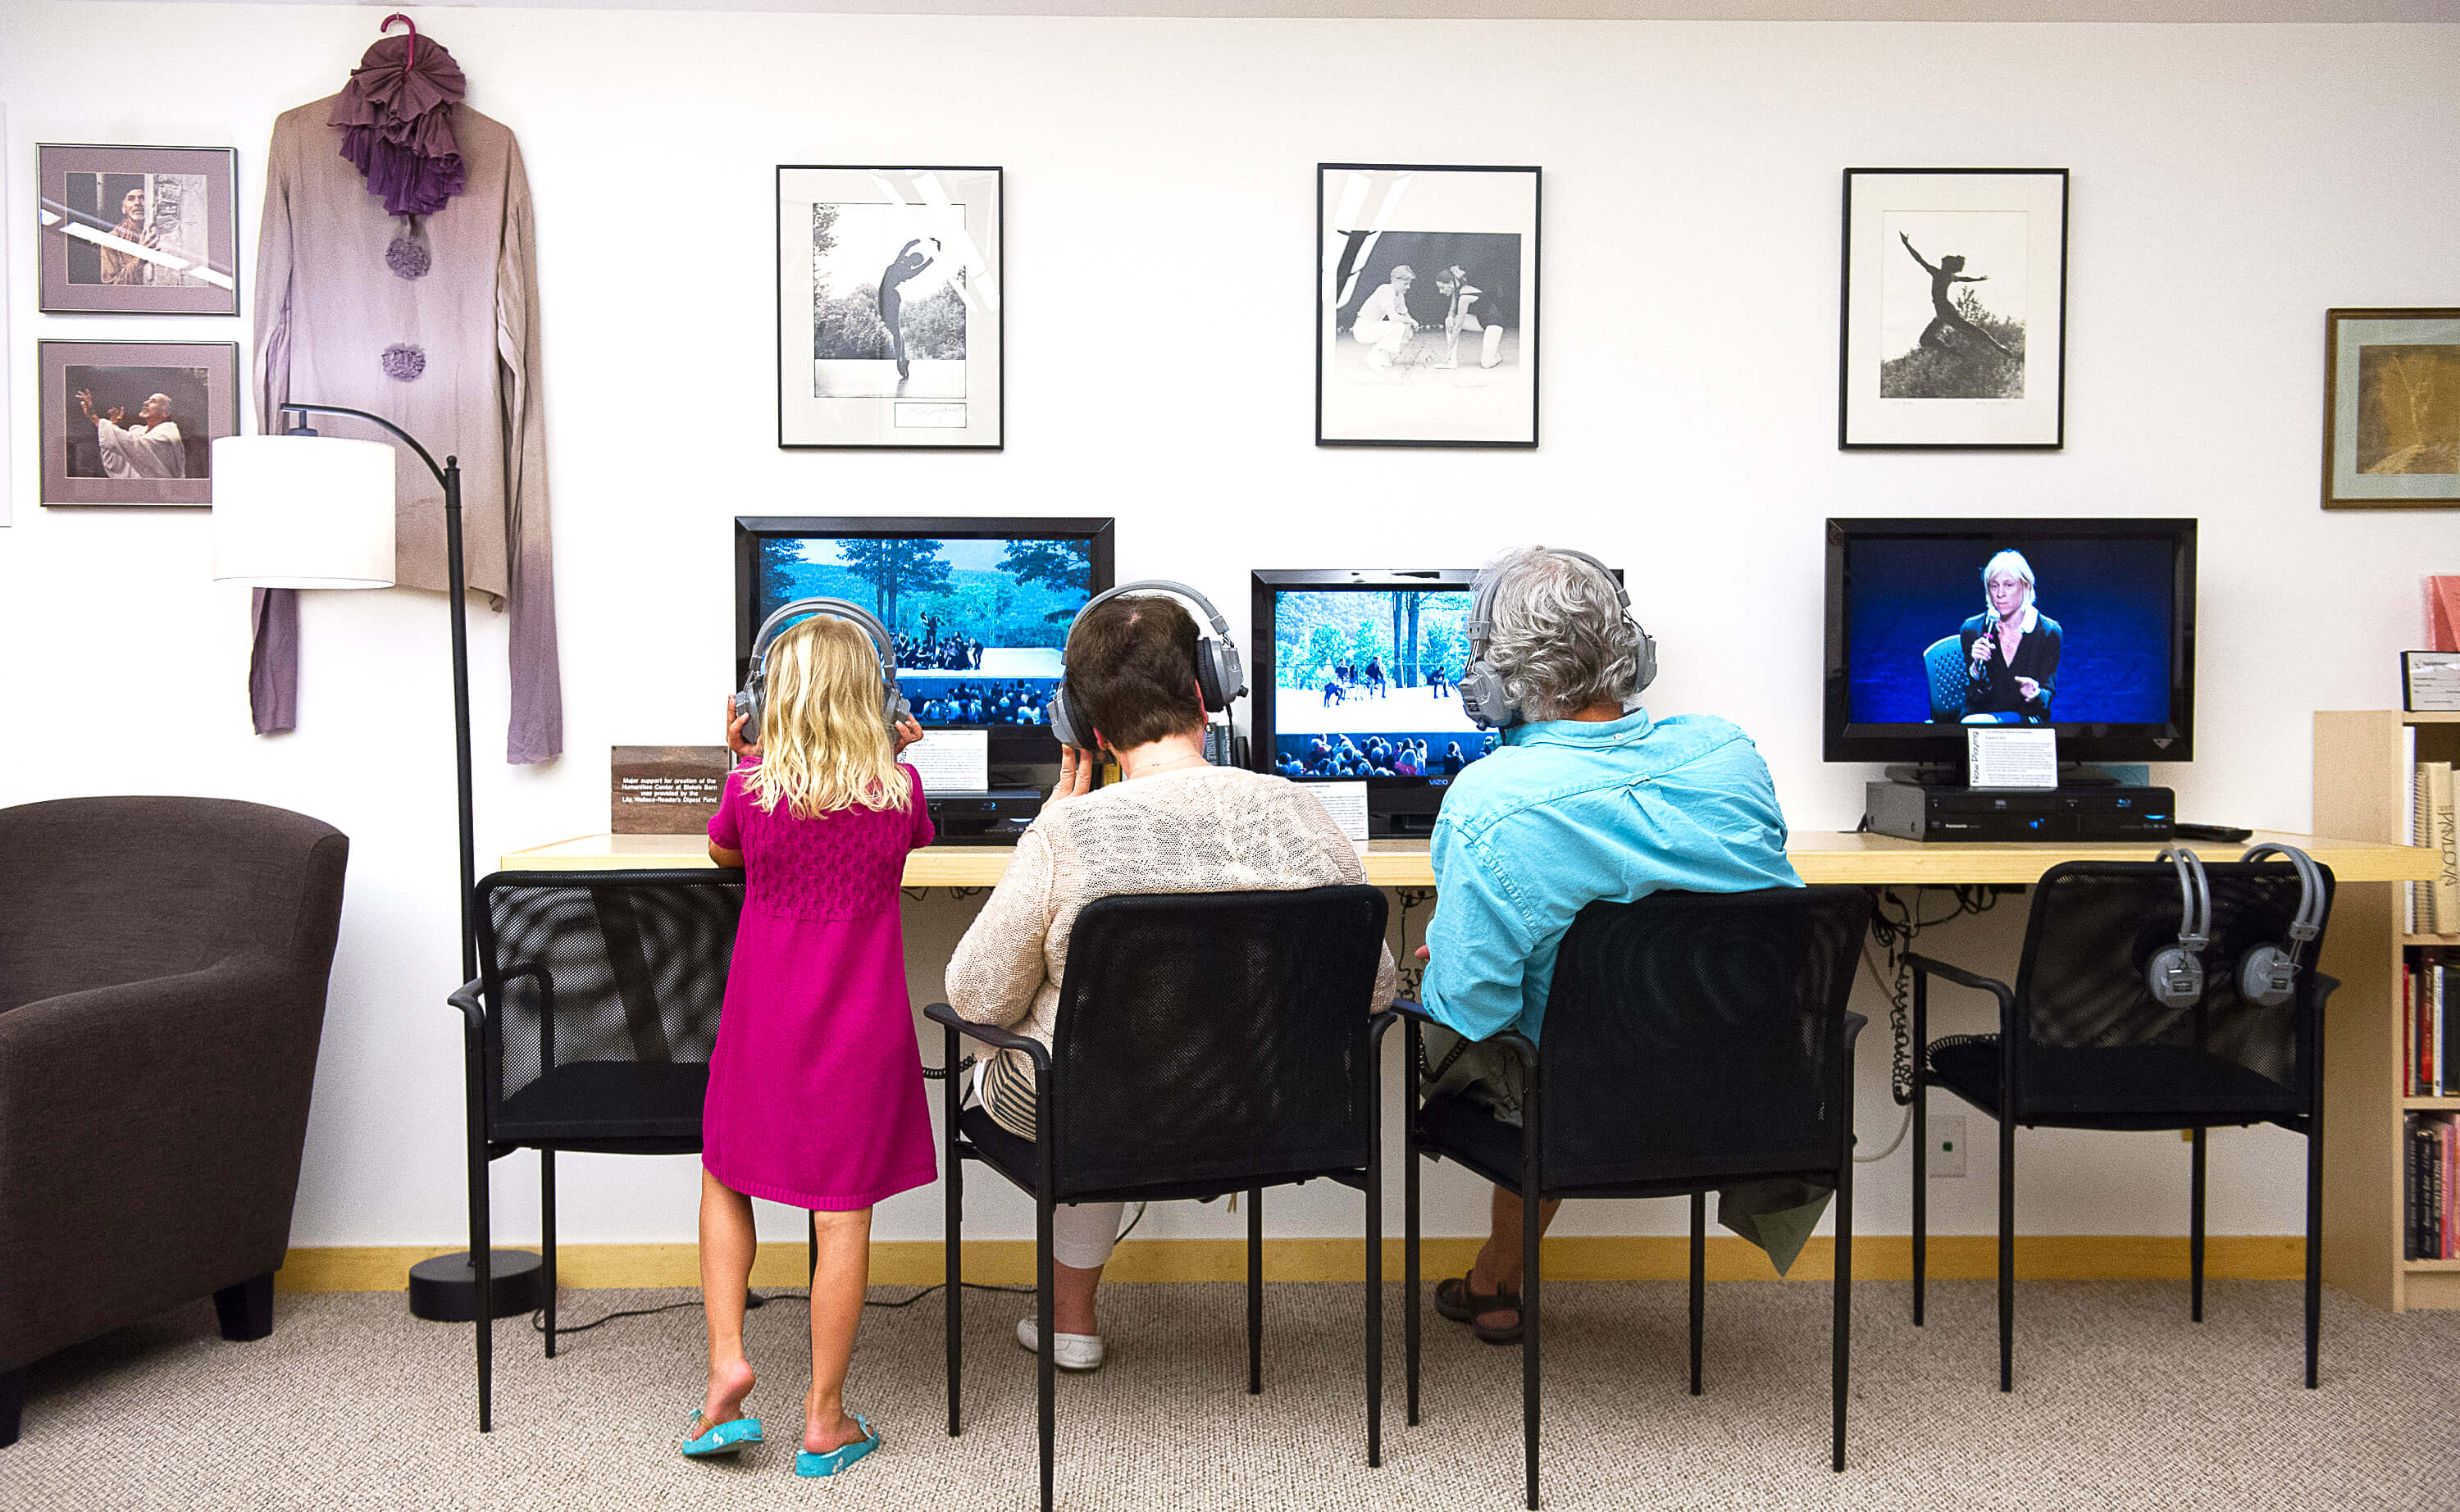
[381,12,417,69]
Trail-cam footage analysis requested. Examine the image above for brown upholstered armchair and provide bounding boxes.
[0,797,348,1447]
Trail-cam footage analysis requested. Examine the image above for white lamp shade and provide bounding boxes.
[212,434,397,589]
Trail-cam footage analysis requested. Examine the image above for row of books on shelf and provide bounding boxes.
[2407,1113,2458,1261]
[2410,761,2460,934]
[2408,954,2457,1096]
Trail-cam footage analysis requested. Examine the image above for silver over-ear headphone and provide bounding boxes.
[1458,549,1657,731]
[738,597,910,741]
[2148,845,2213,1009]
[1046,580,1246,753]
[2236,843,2325,1009]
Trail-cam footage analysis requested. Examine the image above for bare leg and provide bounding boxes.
[805,1206,876,1454]
[1054,1259,1105,1337]
[698,1170,758,1426]
[1467,1185,1560,1328]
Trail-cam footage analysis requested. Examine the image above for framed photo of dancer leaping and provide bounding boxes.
[1318,163,1540,449]
[1838,168,2068,449]
[776,165,1003,449]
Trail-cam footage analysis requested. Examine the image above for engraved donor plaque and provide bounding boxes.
[612,746,732,835]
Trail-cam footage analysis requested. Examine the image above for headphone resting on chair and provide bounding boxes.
[1046,580,1247,754]
[1459,549,1657,731]
[2148,845,2212,1009]
[2237,843,2324,1009]
[737,597,910,741]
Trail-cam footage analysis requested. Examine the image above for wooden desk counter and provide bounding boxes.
[502,829,2436,888]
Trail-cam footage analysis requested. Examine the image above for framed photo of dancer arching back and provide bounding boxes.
[1318,164,1540,449]
[1838,168,2067,449]
[776,166,1002,449]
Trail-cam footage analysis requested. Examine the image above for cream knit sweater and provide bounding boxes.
[945,766,1399,1086]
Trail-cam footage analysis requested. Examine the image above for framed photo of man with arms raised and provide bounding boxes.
[1318,164,1540,449]
[37,339,237,508]
[776,165,1003,449]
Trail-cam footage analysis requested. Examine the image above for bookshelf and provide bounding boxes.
[2315,710,2460,1311]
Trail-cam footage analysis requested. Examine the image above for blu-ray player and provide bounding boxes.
[1864,781,2175,843]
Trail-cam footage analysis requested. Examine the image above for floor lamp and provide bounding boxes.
[212,407,540,1429]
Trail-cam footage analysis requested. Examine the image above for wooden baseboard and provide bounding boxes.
[273,1234,2309,1293]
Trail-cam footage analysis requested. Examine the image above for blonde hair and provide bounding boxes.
[745,615,912,817]
[1980,549,2038,613]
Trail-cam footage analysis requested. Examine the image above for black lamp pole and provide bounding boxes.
[276,405,523,1430]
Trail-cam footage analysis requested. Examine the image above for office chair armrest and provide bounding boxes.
[1385,997,1441,1026]
[922,1002,1052,1072]
[2309,973,2341,1015]
[1383,999,1528,1063]
[1902,953,2015,1009]
[1841,1010,1870,1048]
[447,977,485,1027]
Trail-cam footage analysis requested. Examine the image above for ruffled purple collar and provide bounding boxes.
[329,33,469,218]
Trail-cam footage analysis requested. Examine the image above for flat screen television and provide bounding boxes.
[1824,517,2197,767]
[736,516,1114,785]
[1250,568,1503,838]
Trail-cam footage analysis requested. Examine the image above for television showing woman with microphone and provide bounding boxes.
[1960,549,2061,723]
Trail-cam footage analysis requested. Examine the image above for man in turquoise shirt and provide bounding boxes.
[1418,545,1807,1345]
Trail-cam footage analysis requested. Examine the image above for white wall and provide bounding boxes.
[3,5,2454,1255]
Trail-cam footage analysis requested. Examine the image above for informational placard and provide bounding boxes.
[612,746,731,833]
[2406,651,2460,713]
[1301,781,1370,841]
[1966,727,2058,790]
[905,729,991,793]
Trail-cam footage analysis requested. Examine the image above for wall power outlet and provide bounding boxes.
[1929,1114,1968,1177]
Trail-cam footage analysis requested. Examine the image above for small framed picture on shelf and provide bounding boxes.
[2407,652,2460,713]
[36,143,239,316]
[2324,308,2460,510]
[1317,163,1541,448]
[776,165,1002,449]
[38,339,239,508]
[1838,167,2068,449]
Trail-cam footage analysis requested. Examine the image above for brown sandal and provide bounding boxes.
[1434,1273,1524,1345]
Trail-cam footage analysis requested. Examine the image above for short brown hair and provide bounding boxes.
[1066,594,1204,751]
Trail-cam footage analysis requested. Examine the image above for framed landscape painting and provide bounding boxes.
[776,165,1003,449]
[1318,163,1540,448]
[37,143,239,316]
[2324,307,2460,510]
[1838,167,2068,449]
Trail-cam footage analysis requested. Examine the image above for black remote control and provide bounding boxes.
[2173,822,2253,843]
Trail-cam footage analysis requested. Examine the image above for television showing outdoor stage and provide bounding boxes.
[749,533,1094,729]
[1268,587,1498,779]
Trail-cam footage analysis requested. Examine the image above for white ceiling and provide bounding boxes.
[112,0,2460,19]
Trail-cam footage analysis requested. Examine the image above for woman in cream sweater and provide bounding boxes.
[945,591,1396,1372]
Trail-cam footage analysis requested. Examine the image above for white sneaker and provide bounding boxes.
[1014,1317,1105,1371]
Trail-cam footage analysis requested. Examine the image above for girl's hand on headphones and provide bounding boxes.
[891,715,924,757]
[1049,746,1095,807]
[725,696,762,763]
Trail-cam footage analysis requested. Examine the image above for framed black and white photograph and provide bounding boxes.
[38,340,238,507]
[37,143,239,316]
[2324,307,2460,510]
[1318,164,1539,448]
[776,165,1002,449]
[1838,168,2067,449]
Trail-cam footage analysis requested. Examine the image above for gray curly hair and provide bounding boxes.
[1472,545,1642,722]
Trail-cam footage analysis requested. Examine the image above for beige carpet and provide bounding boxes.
[6,1280,2456,1511]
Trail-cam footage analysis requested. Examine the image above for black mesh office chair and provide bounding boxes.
[1907,857,2336,1391]
[926,886,1393,1512]
[1401,886,1872,1509]
[447,869,745,1428]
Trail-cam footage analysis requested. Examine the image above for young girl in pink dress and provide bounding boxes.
[685,613,936,1478]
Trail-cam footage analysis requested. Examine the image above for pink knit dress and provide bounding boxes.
[702,764,937,1210]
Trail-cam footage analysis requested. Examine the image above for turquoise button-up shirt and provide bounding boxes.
[1419,708,1802,1045]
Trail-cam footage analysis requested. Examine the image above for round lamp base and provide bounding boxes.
[407,1250,547,1323]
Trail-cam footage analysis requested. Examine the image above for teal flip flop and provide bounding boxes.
[681,1410,764,1459]
[795,1414,882,1478]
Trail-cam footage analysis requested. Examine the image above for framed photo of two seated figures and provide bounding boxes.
[1838,167,2069,449]
[1318,163,1540,449]
[776,165,1003,449]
